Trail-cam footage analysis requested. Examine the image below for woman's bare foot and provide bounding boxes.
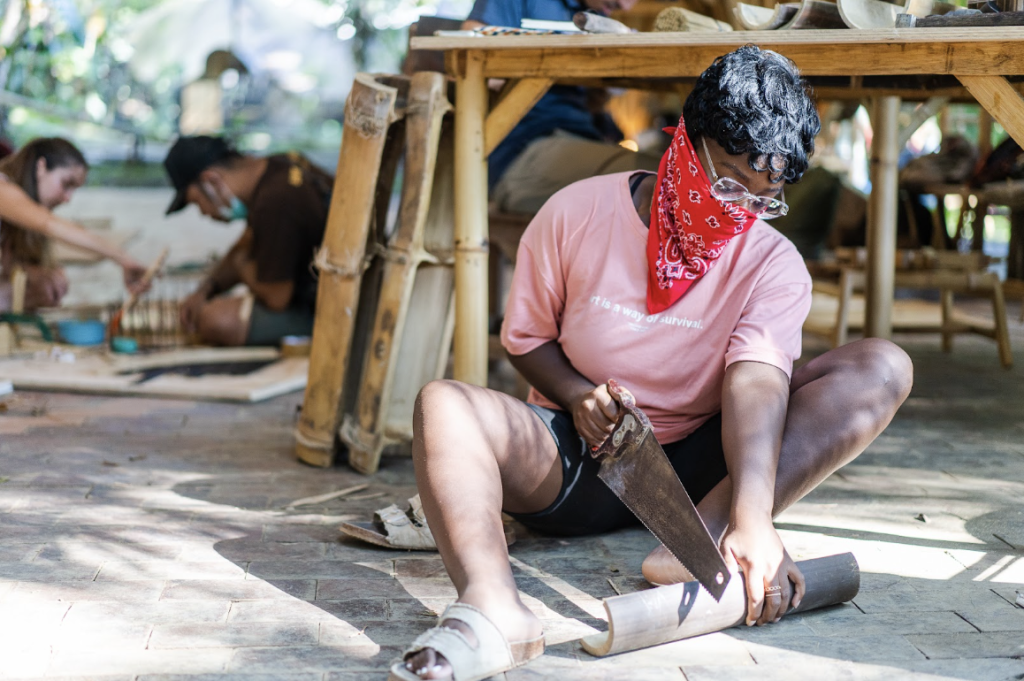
[402,589,542,680]
[642,543,696,586]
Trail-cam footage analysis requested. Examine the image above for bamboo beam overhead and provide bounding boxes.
[416,28,1024,79]
[418,26,1024,384]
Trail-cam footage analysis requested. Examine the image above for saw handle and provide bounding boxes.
[606,378,636,409]
[591,381,652,460]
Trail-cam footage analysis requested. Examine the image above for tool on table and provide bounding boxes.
[896,8,1024,25]
[591,379,731,601]
[573,11,634,33]
[107,247,170,339]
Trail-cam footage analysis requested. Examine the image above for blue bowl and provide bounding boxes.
[57,320,106,346]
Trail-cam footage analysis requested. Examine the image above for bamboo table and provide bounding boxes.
[412,28,1024,386]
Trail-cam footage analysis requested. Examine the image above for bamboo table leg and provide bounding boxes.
[865,96,900,339]
[453,51,490,386]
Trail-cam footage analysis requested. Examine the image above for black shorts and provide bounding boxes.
[506,405,727,536]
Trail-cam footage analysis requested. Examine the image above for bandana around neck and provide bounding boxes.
[645,119,757,314]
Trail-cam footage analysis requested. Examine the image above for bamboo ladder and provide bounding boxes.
[295,73,404,467]
[296,72,456,470]
[340,73,456,474]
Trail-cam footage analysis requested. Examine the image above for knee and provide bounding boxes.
[197,304,244,346]
[413,380,470,447]
[849,338,914,405]
[415,379,465,418]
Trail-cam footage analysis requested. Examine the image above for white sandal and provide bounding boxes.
[339,494,516,551]
[339,495,437,550]
[388,603,545,681]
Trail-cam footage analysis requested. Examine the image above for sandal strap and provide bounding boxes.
[373,501,436,549]
[408,494,428,524]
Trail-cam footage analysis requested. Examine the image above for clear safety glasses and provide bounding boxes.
[701,137,789,220]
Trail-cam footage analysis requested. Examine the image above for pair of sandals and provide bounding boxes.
[340,497,536,679]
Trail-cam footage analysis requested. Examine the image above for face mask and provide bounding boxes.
[645,119,757,314]
[204,181,248,222]
[221,196,248,221]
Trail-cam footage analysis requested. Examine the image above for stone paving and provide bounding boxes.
[1,312,1023,680]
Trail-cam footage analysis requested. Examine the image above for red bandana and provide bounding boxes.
[646,119,757,314]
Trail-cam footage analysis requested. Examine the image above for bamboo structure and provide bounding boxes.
[865,96,900,339]
[453,54,490,387]
[295,74,402,467]
[340,72,456,475]
[582,553,861,657]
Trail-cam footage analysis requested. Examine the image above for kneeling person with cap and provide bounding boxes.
[165,136,332,346]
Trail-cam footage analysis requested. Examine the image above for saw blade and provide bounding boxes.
[593,384,731,601]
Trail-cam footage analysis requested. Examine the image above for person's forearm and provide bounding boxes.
[197,233,251,297]
[721,361,791,524]
[47,216,137,266]
[507,340,597,411]
[236,259,293,311]
[197,256,242,298]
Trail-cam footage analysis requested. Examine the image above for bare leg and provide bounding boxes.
[403,380,563,680]
[643,338,914,584]
[196,296,250,346]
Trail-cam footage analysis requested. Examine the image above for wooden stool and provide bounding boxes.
[806,248,1014,368]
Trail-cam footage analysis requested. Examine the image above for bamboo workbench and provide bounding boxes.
[411,27,1024,386]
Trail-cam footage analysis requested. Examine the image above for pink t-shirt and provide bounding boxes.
[500,172,812,443]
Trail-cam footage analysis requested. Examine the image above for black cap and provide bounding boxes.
[163,136,235,215]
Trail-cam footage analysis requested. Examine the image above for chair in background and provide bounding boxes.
[805,247,1013,368]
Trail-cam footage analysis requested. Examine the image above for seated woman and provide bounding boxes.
[0,138,148,311]
[391,46,914,681]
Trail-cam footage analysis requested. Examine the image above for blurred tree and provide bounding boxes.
[0,0,179,144]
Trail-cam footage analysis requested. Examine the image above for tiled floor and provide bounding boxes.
[0,313,1022,680]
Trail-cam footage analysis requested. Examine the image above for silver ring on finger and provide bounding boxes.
[765,585,782,596]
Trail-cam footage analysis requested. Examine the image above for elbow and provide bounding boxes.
[257,284,293,313]
[261,295,291,313]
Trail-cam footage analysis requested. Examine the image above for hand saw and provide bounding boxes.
[592,380,731,601]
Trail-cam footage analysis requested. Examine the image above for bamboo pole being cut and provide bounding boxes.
[295,74,399,468]
[865,96,900,339]
[453,52,490,387]
[582,552,860,657]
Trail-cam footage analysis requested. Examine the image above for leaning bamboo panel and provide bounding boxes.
[295,74,402,468]
[341,72,455,475]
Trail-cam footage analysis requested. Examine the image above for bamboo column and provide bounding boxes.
[865,96,900,339]
[453,51,490,387]
[295,74,399,467]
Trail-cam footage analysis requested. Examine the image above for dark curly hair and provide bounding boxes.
[683,45,819,184]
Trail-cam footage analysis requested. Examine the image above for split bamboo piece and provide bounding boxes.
[295,74,402,467]
[837,0,955,28]
[582,552,860,657]
[735,0,847,30]
[10,267,26,314]
[340,72,457,475]
[653,7,733,32]
[734,2,800,30]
